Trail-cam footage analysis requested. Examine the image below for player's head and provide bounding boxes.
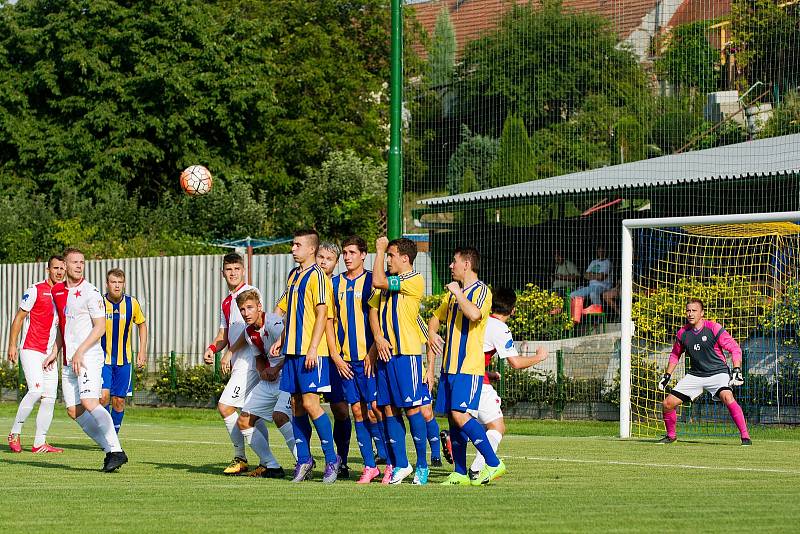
[106,268,126,300]
[47,255,66,284]
[491,286,517,317]
[316,242,340,277]
[62,247,85,282]
[450,246,480,282]
[553,249,564,264]
[386,238,416,274]
[686,298,705,326]
[222,253,245,289]
[236,289,263,326]
[292,228,319,265]
[341,236,367,273]
[596,245,607,259]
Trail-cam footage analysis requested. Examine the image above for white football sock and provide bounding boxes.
[224,412,246,459]
[76,411,109,451]
[277,421,297,460]
[247,422,280,468]
[11,391,41,435]
[33,397,56,447]
[470,429,503,473]
[90,406,122,453]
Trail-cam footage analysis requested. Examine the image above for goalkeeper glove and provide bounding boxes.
[729,367,744,386]
[657,373,671,391]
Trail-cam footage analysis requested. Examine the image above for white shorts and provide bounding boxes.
[218,358,260,408]
[20,349,58,399]
[467,383,503,425]
[242,378,292,422]
[62,353,105,408]
[672,372,731,402]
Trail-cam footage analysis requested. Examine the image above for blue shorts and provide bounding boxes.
[280,355,331,395]
[420,382,432,406]
[341,360,378,405]
[434,372,483,414]
[326,360,346,404]
[376,355,425,408]
[101,363,133,398]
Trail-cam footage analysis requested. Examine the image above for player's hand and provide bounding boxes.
[375,336,392,362]
[203,346,215,365]
[269,339,282,357]
[657,372,671,391]
[428,333,444,356]
[71,352,85,375]
[42,351,58,371]
[729,367,744,387]
[445,281,462,295]
[487,370,501,382]
[533,346,548,364]
[220,352,232,375]
[137,351,147,369]
[425,367,435,392]
[363,354,374,378]
[304,347,318,370]
[376,237,389,253]
[7,346,17,364]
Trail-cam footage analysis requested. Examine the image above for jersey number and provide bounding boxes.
[693,344,701,351]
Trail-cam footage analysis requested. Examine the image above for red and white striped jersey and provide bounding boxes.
[18,280,58,355]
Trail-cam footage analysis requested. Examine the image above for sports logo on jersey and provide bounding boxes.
[505,339,514,349]
[702,336,708,342]
[22,293,30,301]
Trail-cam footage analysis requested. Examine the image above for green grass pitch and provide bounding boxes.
[2,403,799,533]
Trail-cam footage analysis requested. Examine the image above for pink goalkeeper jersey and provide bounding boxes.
[670,320,741,377]
[18,280,58,354]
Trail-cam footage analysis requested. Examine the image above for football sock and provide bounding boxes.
[292,414,314,464]
[726,401,750,439]
[471,429,502,473]
[366,419,388,459]
[90,406,122,453]
[33,397,56,448]
[277,421,297,460]
[354,420,376,468]
[426,417,441,460]
[312,414,338,464]
[461,418,499,468]
[223,412,246,459]
[243,425,280,469]
[11,390,41,435]
[449,421,468,475]
[407,411,428,469]
[664,409,677,439]
[75,411,109,451]
[386,414,409,469]
[380,416,397,465]
[333,416,352,465]
[111,409,124,434]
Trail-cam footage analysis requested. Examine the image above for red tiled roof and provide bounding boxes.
[668,0,730,27]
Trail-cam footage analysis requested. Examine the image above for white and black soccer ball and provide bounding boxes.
[180,165,213,196]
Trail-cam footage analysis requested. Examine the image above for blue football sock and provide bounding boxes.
[407,412,428,469]
[426,417,441,460]
[366,419,388,459]
[354,420,376,468]
[312,414,338,464]
[111,409,124,434]
[379,416,397,465]
[292,414,314,464]
[386,414,409,469]
[462,418,500,468]
[333,417,352,465]
[449,421,468,475]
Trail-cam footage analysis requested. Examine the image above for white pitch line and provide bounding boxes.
[506,455,800,475]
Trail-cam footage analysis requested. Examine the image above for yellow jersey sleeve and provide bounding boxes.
[131,297,146,325]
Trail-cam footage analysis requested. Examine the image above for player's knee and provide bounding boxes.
[111,397,125,412]
[217,403,235,418]
[237,412,252,430]
[350,402,363,420]
[450,410,469,427]
[488,418,506,435]
[662,396,679,411]
[272,410,290,427]
[66,405,79,419]
[332,402,349,420]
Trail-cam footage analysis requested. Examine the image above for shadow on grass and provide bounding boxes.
[4,458,102,472]
[141,461,227,476]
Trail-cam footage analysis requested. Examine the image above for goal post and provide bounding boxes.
[620,211,800,439]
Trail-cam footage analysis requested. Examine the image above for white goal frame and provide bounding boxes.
[619,210,800,438]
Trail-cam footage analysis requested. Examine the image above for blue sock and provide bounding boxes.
[292,414,314,464]
[462,418,500,468]
[104,403,111,414]
[379,416,396,466]
[407,412,428,469]
[426,417,441,460]
[354,420,376,468]
[312,414,337,464]
[333,417,352,465]
[111,409,124,434]
[449,421,468,475]
[386,414,409,469]
[366,419,388,459]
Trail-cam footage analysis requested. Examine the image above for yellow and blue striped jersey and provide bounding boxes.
[367,271,425,357]
[332,271,374,361]
[101,294,146,366]
[277,264,332,357]
[433,281,492,375]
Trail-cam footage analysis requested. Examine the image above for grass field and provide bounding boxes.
[2,402,799,533]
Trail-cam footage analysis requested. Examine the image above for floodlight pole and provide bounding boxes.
[387,0,403,240]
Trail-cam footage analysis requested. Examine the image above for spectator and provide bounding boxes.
[551,250,580,296]
[570,245,613,319]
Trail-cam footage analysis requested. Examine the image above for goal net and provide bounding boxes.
[620,212,800,438]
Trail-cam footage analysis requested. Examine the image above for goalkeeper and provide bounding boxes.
[657,298,751,445]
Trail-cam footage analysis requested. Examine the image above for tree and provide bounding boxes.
[445,125,499,195]
[426,6,457,90]
[655,21,720,94]
[758,90,800,139]
[489,113,536,188]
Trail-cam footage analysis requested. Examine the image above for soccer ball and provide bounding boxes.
[180,165,213,196]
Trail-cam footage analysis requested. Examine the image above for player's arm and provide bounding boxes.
[368,307,392,362]
[425,314,444,390]
[136,321,149,368]
[43,328,63,370]
[717,328,744,385]
[371,237,389,290]
[6,309,28,364]
[659,339,684,390]
[72,316,106,374]
[445,281,481,321]
[304,303,328,370]
[506,345,548,369]
[204,327,228,364]
[326,318,354,379]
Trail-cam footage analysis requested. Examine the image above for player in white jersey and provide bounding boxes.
[45,248,128,472]
[465,287,547,478]
[203,252,264,475]
[7,255,66,453]
[226,289,296,478]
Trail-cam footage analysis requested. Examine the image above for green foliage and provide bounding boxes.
[150,357,226,406]
[686,119,749,150]
[631,276,767,345]
[507,283,574,341]
[612,115,646,164]
[426,7,456,89]
[655,21,720,93]
[760,278,800,333]
[648,95,705,154]
[488,113,536,188]
[419,292,447,324]
[445,125,499,195]
[0,361,20,393]
[759,90,800,139]
[501,366,607,407]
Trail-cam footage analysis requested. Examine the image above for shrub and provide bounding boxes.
[0,361,20,394]
[507,283,574,340]
[150,357,227,406]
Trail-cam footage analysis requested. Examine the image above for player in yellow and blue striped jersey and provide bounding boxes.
[100,268,147,434]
